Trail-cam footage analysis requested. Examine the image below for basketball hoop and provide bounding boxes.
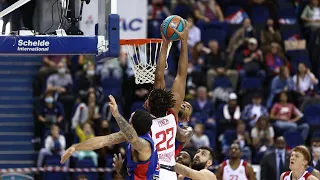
[120,39,172,84]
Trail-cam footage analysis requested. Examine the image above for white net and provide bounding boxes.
[123,40,172,84]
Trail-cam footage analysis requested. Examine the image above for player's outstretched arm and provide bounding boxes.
[171,20,189,115]
[60,132,126,164]
[154,27,171,89]
[174,163,216,180]
[108,95,151,154]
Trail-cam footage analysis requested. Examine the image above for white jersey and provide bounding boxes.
[222,160,248,180]
[282,171,311,180]
[150,109,177,167]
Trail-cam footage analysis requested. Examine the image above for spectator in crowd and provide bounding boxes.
[191,123,210,149]
[75,122,99,166]
[227,18,256,65]
[37,91,64,134]
[265,43,289,76]
[233,121,252,161]
[260,136,290,180]
[311,138,320,170]
[292,62,320,109]
[251,116,274,152]
[270,92,310,141]
[148,0,171,37]
[239,37,265,80]
[87,92,101,123]
[260,19,282,54]
[173,0,193,19]
[241,93,269,127]
[205,40,238,90]
[193,0,224,23]
[71,96,88,130]
[190,42,210,71]
[190,86,216,127]
[220,93,241,131]
[76,63,99,96]
[46,61,73,95]
[187,42,209,88]
[293,62,319,97]
[267,66,294,108]
[37,125,68,167]
[301,0,320,31]
[184,15,201,50]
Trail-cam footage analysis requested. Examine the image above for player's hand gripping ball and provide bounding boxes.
[162,15,187,41]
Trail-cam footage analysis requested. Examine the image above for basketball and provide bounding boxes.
[162,15,186,41]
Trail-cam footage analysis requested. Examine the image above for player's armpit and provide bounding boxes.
[176,126,193,143]
[132,138,152,161]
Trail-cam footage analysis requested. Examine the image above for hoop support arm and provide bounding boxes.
[0,0,31,19]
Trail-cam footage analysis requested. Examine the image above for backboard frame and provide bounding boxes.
[0,0,120,59]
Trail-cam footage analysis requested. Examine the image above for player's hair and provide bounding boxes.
[131,109,154,136]
[312,137,320,144]
[292,145,311,164]
[148,88,176,117]
[199,146,215,161]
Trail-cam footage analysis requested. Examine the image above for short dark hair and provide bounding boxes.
[312,137,320,144]
[148,88,176,117]
[199,146,215,161]
[131,109,154,136]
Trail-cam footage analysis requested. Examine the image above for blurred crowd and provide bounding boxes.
[30,0,320,179]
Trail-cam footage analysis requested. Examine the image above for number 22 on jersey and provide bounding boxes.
[155,127,174,151]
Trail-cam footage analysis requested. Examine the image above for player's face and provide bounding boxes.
[229,144,241,159]
[178,101,193,122]
[176,151,191,166]
[289,151,307,170]
[191,149,211,170]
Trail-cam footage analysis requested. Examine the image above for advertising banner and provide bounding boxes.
[80,0,147,38]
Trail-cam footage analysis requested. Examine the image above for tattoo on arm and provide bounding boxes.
[114,114,149,152]
[104,132,127,146]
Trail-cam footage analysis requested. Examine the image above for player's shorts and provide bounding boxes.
[159,166,177,180]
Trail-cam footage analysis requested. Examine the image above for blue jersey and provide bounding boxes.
[306,166,314,173]
[175,123,184,157]
[126,133,160,180]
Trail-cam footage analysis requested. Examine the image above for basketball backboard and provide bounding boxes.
[0,0,120,60]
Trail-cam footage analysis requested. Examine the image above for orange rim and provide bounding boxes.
[120,39,163,45]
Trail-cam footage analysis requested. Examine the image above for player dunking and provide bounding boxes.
[143,20,189,180]
[61,20,190,180]
[281,146,318,180]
